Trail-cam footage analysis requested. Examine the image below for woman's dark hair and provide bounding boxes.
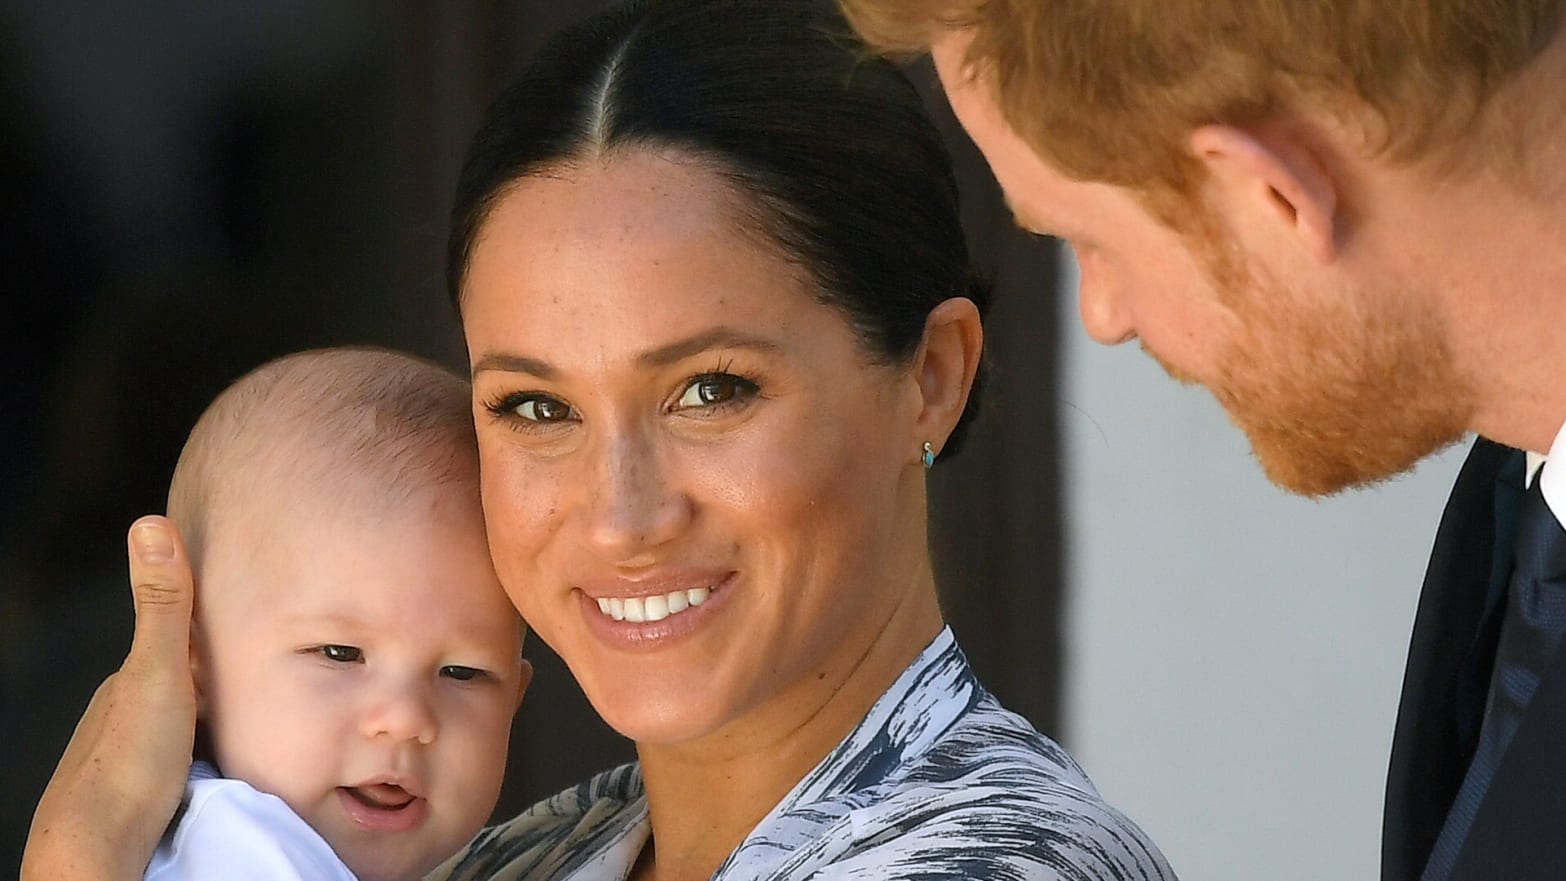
[447,0,991,455]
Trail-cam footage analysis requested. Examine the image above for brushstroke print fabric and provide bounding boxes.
[434,628,1176,881]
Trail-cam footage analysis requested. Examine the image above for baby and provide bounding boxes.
[146,347,530,881]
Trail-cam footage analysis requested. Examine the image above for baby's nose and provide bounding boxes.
[359,684,438,745]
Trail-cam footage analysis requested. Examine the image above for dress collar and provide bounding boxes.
[715,626,978,871]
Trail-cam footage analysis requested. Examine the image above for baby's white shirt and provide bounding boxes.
[145,761,358,881]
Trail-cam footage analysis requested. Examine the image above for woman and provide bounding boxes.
[25,2,1175,879]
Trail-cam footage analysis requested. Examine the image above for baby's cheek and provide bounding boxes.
[447,701,513,820]
[206,687,275,777]
[213,675,343,807]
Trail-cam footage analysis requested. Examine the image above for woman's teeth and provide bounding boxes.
[596,587,710,622]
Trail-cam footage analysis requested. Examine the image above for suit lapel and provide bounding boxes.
[1448,536,1566,879]
[1383,439,1514,881]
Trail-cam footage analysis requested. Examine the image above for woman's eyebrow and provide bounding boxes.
[471,352,556,379]
[472,328,783,378]
[635,328,782,369]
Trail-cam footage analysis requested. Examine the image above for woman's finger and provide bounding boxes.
[123,515,194,676]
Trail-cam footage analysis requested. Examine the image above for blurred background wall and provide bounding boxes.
[0,3,1469,881]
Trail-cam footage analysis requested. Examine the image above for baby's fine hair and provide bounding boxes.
[167,347,477,565]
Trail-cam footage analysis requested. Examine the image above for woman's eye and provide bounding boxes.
[513,396,573,423]
[676,374,757,409]
[440,665,485,682]
[319,645,362,663]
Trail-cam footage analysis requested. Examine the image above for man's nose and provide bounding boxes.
[1074,247,1136,345]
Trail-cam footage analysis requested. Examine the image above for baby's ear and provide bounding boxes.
[189,616,210,718]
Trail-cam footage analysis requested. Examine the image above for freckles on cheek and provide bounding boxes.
[483,451,544,530]
[747,430,876,536]
[708,432,820,517]
[483,456,567,596]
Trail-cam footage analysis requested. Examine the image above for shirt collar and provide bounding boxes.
[1526,451,1546,487]
[1527,418,1566,529]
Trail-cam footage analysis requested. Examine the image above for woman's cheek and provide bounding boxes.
[480,448,563,599]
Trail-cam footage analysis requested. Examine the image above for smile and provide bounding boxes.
[595,587,711,622]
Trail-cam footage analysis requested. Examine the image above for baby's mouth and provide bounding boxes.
[341,783,416,811]
[336,781,429,832]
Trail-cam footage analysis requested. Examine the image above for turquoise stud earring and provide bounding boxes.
[922,441,935,470]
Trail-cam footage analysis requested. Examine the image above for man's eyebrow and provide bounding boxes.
[470,327,783,378]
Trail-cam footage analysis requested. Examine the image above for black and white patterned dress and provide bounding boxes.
[432,628,1176,881]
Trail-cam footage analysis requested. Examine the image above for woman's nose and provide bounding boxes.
[359,682,438,745]
[584,428,692,562]
[1073,246,1137,345]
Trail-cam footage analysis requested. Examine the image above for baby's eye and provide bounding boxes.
[319,645,362,663]
[440,665,486,682]
[675,373,758,409]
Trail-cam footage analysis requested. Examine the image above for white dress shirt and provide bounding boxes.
[1523,417,1566,529]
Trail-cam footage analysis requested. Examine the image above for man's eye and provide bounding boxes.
[319,645,362,663]
[440,665,484,682]
[676,374,757,409]
[514,396,573,423]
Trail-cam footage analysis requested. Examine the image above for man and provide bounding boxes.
[838,1,1566,880]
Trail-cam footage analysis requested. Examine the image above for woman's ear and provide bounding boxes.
[1189,123,1340,265]
[909,297,984,461]
[513,658,534,713]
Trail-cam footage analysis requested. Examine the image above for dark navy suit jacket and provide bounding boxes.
[1384,438,1566,881]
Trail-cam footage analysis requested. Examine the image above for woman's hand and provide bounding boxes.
[21,516,198,881]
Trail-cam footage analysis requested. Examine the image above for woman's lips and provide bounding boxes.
[595,585,710,622]
[336,784,428,832]
[578,572,734,649]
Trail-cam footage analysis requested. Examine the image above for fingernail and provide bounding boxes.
[133,523,174,563]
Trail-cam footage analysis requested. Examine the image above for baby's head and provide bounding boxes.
[168,347,528,881]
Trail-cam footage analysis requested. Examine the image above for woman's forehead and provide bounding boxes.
[483,151,748,249]
[460,154,832,365]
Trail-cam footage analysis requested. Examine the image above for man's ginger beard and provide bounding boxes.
[1147,237,1474,497]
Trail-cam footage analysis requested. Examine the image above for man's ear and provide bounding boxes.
[909,297,984,462]
[1189,124,1340,265]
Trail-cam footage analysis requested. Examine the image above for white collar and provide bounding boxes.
[1526,419,1566,529]
[1526,450,1546,487]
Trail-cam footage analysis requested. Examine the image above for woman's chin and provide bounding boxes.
[578,674,739,747]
